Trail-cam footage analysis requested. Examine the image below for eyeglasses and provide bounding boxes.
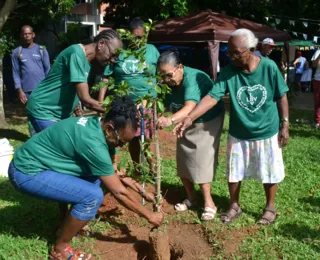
[226,49,249,59]
[105,42,119,61]
[161,67,178,80]
[113,128,127,147]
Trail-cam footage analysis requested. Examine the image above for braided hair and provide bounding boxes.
[93,29,120,43]
[103,96,138,131]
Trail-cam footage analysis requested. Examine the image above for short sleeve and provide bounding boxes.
[69,53,89,83]
[207,73,227,101]
[80,138,115,176]
[273,65,289,98]
[103,64,114,77]
[184,73,207,104]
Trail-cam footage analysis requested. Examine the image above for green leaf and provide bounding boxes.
[157,101,165,113]
[155,85,162,94]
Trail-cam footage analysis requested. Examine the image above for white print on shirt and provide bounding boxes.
[77,117,88,127]
[122,59,147,75]
[236,84,267,113]
[32,54,41,57]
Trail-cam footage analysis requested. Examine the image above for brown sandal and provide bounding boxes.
[221,204,242,224]
[49,245,91,260]
[257,207,277,225]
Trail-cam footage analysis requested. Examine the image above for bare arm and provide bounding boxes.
[173,95,218,137]
[188,95,218,121]
[100,175,162,225]
[75,82,105,113]
[277,93,289,147]
[157,101,196,129]
[293,58,299,69]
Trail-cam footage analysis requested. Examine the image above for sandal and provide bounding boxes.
[220,204,242,224]
[174,199,196,212]
[257,207,277,225]
[201,207,217,221]
[49,245,91,260]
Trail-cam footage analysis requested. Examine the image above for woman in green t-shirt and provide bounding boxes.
[99,18,160,174]
[9,96,163,260]
[156,49,225,221]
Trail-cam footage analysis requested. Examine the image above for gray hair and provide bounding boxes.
[231,29,258,49]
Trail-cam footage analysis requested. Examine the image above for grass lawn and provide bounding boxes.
[0,109,319,259]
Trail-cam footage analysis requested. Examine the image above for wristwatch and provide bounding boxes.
[281,117,289,123]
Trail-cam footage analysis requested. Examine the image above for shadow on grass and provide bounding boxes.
[298,197,320,213]
[278,223,320,252]
[289,126,320,138]
[0,129,29,142]
[0,179,58,243]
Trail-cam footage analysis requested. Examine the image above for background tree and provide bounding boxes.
[102,0,320,39]
[0,0,75,128]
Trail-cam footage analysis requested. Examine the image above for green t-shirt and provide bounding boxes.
[13,116,115,177]
[208,57,288,140]
[27,44,92,121]
[164,66,224,123]
[104,44,160,103]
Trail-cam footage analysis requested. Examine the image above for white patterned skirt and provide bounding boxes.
[226,133,285,184]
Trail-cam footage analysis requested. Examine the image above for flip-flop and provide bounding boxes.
[257,207,277,225]
[221,205,242,224]
[174,199,196,212]
[201,207,217,221]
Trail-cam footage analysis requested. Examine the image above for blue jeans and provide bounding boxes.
[27,114,57,133]
[8,162,103,221]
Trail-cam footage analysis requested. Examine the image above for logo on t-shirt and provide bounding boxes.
[236,84,267,113]
[77,117,88,127]
[122,59,147,75]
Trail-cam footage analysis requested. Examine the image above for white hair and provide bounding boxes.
[231,29,259,49]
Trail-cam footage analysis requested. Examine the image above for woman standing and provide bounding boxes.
[156,50,225,220]
[27,29,122,132]
[99,18,160,173]
[175,29,289,225]
[9,96,163,260]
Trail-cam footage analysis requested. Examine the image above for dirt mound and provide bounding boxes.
[93,223,214,260]
[93,188,215,260]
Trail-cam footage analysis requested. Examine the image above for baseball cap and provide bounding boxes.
[261,38,277,46]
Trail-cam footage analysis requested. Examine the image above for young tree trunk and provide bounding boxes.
[0,0,17,128]
[153,102,161,212]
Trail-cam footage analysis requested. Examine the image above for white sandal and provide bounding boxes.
[201,207,217,221]
[174,199,195,212]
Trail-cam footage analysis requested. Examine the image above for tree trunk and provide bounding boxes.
[0,58,8,128]
[0,0,17,128]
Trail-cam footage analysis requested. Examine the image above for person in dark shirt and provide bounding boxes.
[12,25,50,104]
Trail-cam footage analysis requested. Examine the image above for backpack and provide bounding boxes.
[17,45,45,76]
[18,45,45,60]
